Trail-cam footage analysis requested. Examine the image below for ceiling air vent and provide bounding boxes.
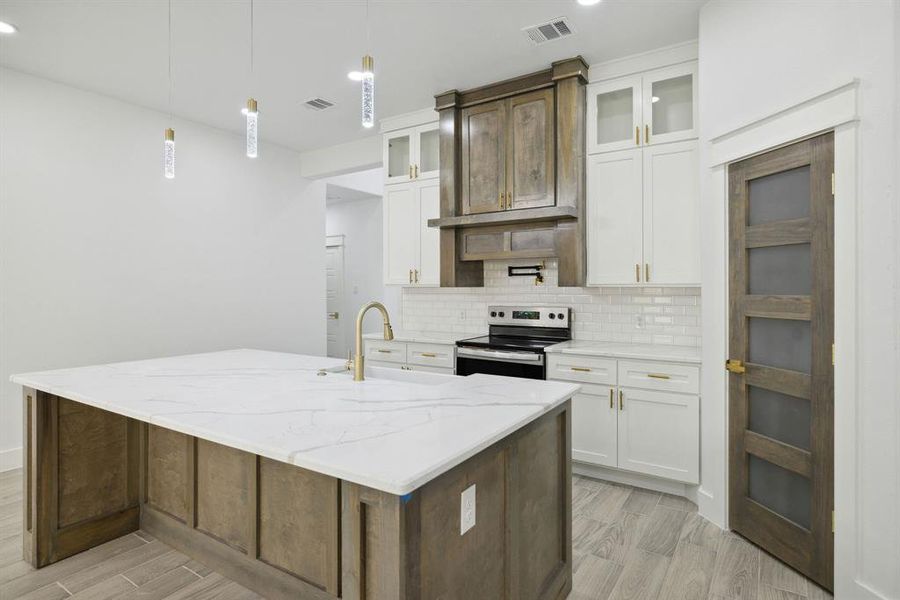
[522,17,575,45]
[303,97,335,111]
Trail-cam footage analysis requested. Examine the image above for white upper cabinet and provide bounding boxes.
[586,149,644,285]
[587,75,642,154]
[642,63,698,146]
[587,62,697,154]
[383,122,440,184]
[642,140,700,285]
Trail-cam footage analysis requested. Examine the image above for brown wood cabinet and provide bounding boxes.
[461,88,555,215]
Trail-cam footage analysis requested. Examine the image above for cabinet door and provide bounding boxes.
[383,184,419,285]
[642,140,700,285]
[617,388,699,484]
[586,149,644,285]
[571,383,617,468]
[507,88,555,210]
[642,63,698,146]
[586,75,642,154]
[384,129,414,184]
[416,180,441,285]
[461,99,506,215]
[414,123,440,181]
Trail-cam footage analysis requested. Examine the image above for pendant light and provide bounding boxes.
[360,0,375,128]
[245,0,258,157]
[164,0,175,179]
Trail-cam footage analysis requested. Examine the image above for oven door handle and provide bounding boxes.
[456,347,543,362]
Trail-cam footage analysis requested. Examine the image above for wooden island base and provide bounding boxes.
[22,388,572,600]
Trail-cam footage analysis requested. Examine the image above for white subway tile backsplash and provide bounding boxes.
[402,259,701,347]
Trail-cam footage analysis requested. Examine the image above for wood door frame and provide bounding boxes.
[727,133,834,589]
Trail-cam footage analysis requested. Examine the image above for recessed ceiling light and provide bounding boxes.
[0,21,18,34]
[347,71,364,82]
[651,96,660,103]
[577,0,601,5]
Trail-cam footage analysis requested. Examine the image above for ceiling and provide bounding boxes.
[0,1,703,154]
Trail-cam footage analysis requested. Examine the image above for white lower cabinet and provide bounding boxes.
[549,353,699,484]
[364,339,455,375]
[572,383,617,468]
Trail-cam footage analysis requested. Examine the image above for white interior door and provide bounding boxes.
[417,180,441,286]
[642,140,700,284]
[325,239,345,358]
[616,387,699,483]
[571,383,617,468]
[586,149,644,285]
[383,184,419,285]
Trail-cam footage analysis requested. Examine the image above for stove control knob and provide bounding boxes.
[548,313,555,319]
[498,311,505,318]
[558,313,566,320]
[490,311,497,317]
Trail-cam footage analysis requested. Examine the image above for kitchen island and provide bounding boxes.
[12,349,578,600]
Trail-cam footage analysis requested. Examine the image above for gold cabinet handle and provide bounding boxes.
[506,191,512,210]
[647,373,671,380]
[409,269,413,284]
[409,165,413,179]
[644,124,650,144]
[619,390,624,410]
[635,264,641,283]
[571,366,591,373]
[645,263,650,282]
[377,349,392,353]
[414,269,419,283]
[498,192,504,209]
[635,126,640,146]
[420,352,437,358]
[725,359,746,374]
[609,388,614,409]
[414,164,419,178]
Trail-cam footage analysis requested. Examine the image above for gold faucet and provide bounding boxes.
[353,301,394,381]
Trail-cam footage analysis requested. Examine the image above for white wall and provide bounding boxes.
[325,177,400,351]
[0,68,326,470]
[698,2,899,598]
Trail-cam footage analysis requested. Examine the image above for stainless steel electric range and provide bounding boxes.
[455,305,572,380]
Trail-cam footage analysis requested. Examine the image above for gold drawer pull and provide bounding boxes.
[377,349,392,353]
[571,367,592,372]
[619,390,624,410]
[420,352,437,358]
[609,388,614,409]
[635,126,640,145]
[647,373,671,380]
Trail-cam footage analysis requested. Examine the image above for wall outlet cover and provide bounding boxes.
[460,484,476,535]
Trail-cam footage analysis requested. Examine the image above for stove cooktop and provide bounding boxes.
[456,335,562,353]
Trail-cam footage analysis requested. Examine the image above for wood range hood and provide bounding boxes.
[428,56,588,287]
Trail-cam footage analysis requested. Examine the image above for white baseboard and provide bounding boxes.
[0,447,23,472]
[574,462,690,497]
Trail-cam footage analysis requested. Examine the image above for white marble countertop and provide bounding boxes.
[544,341,702,364]
[11,349,578,495]
[362,331,468,345]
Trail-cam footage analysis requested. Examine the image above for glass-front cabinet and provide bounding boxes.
[587,62,697,154]
[383,123,440,184]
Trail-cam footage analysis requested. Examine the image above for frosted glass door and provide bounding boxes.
[383,130,413,184]
[415,124,440,181]
[586,75,642,154]
[643,63,698,145]
[727,133,834,589]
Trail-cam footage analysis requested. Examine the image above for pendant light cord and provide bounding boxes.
[167,0,172,123]
[249,0,254,79]
[366,0,370,53]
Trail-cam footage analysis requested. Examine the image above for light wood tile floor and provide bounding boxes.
[0,470,833,600]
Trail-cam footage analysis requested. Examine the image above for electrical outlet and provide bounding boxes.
[460,484,476,535]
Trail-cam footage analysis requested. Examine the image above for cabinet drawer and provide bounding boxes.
[547,355,617,385]
[407,343,455,369]
[364,340,407,364]
[406,364,455,376]
[617,360,699,394]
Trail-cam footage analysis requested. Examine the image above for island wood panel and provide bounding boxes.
[22,388,141,568]
[195,439,255,554]
[146,424,190,523]
[258,457,340,594]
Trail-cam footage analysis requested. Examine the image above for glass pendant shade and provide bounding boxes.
[246,98,258,158]
[361,55,374,128]
[164,128,175,179]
